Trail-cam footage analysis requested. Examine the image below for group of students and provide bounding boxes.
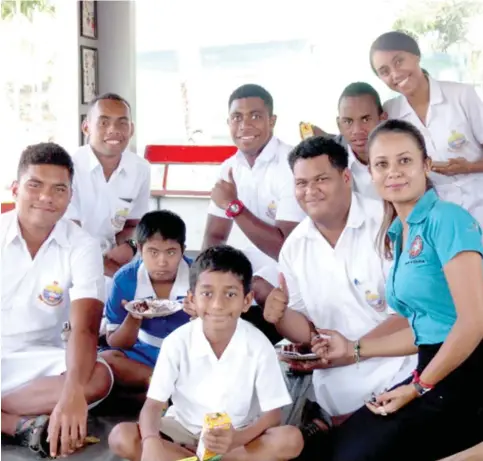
[2,29,483,461]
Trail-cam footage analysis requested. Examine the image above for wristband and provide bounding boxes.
[141,434,160,444]
[353,339,361,365]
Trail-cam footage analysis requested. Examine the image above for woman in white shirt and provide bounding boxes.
[369,30,483,228]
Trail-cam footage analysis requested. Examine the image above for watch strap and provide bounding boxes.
[125,238,137,256]
[225,200,245,218]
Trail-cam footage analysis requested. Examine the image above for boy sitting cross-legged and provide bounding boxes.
[100,210,191,391]
[108,245,304,461]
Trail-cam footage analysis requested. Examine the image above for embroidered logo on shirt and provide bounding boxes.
[266,200,277,220]
[111,207,129,230]
[364,290,385,312]
[447,130,467,151]
[409,235,423,258]
[38,281,64,306]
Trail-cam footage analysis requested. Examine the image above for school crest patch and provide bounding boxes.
[39,281,64,306]
[409,235,423,258]
[112,207,129,230]
[365,290,385,312]
[266,200,277,220]
[447,130,467,151]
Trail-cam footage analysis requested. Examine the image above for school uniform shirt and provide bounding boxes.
[64,145,151,252]
[148,318,292,435]
[347,146,380,200]
[1,211,105,392]
[279,193,416,416]
[387,188,483,345]
[105,257,191,366]
[206,136,305,287]
[384,77,483,228]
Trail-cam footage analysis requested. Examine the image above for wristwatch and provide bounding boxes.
[413,381,431,396]
[125,238,137,256]
[225,200,245,218]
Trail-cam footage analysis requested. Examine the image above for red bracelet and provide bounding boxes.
[412,370,435,389]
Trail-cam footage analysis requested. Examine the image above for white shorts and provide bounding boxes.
[160,417,199,446]
[1,345,114,407]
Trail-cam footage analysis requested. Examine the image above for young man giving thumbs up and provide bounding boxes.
[263,136,416,442]
[201,84,305,343]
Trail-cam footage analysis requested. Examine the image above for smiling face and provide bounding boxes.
[371,50,425,98]
[12,164,72,231]
[190,270,252,335]
[84,99,134,158]
[228,97,276,157]
[141,235,184,283]
[293,155,352,225]
[369,131,430,205]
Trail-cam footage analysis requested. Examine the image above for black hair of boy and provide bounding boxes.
[338,82,384,115]
[228,84,274,115]
[189,245,253,295]
[88,92,132,113]
[17,142,74,182]
[135,210,186,248]
[288,136,349,172]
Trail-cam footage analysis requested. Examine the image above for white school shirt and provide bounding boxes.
[147,318,292,434]
[384,77,483,227]
[207,136,305,286]
[1,211,105,355]
[278,193,415,416]
[347,146,380,200]
[64,145,151,252]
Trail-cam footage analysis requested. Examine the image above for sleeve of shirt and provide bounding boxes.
[462,84,483,145]
[64,176,81,221]
[429,203,483,266]
[278,243,309,316]
[206,160,231,219]
[69,237,105,302]
[105,272,133,332]
[147,334,180,403]
[255,341,292,412]
[129,163,151,220]
[275,162,306,223]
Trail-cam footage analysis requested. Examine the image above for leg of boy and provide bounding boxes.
[222,425,303,461]
[100,350,153,390]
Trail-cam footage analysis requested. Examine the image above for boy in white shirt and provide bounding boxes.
[108,245,303,461]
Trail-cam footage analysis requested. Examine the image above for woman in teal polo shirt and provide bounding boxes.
[301,119,483,461]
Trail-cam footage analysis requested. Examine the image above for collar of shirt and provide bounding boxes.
[303,192,366,240]
[4,211,70,249]
[388,188,438,240]
[395,76,445,118]
[234,136,280,168]
[84,144,131,176]
[190,317,249,359]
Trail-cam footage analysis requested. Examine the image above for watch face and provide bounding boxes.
[230,204,240,213]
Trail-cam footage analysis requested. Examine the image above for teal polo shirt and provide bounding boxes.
[386,188,483,345]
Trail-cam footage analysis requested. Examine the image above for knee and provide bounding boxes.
[108,422,140,459]
[270,425,304,459]
[85,361,113,403]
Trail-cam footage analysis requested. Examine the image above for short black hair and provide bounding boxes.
[189,245,252,295]
[87,92,131,114]
[136,210,186,248]
[288,136,349,172]
[228,84,274,115]
[17,142,74,182]
[338,82,383,115]
[370,31,421,72]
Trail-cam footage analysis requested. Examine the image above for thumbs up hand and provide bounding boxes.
[264,273,289,324]
[211,167,238,210]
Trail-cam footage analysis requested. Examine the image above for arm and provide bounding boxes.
[139,398,168,440]
[357,326,418,358]
[107,314,142,349]
[202,214,233,249]
[438,442,483,461]
[362,314,409,340]
[231,409,281,448]
[115,219,140,245]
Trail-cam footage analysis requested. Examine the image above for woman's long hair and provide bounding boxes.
[367,119,433,260]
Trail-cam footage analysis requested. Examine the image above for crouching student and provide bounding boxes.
[100,210,191,391]
[108,245,304,461]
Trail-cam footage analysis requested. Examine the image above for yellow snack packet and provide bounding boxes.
[299,122,315,140]
[176,457,198,461]
[196,412,231,461]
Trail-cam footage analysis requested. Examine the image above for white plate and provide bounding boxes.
[124,299,183,318]
[278,350,319,361]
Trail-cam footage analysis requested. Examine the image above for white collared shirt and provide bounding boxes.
[279,193,415,416]
[148,318,292,434]
[64,145,151,251]
[347,146,379,200]
[384,77,483,219]
[1,211,105,355]
[207,137,305,284]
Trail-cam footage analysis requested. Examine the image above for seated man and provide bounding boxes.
[201,84,306,342]
[108,245,303,461]
[64,92,151,282]
[1,143,113,458]
[101,210,191,391]
[264,137,416,437]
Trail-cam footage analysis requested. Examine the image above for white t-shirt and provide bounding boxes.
[1,211,105,355]
[207,136,305,286]
[64,145,151,252]
[147,318,292,434]
[278,193,415,416]
[347,146,379,200]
